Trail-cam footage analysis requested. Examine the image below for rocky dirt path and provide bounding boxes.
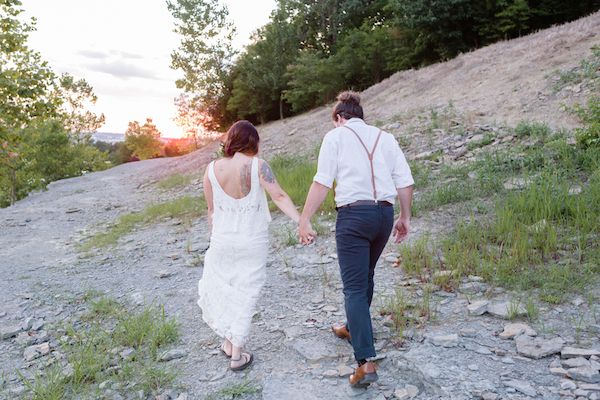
[1,139,600,400]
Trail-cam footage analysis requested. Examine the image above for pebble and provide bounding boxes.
[468,364,479,371]
[486,301,526,319]
[515,335,564,359]
[503,379,537,397]
[23,342,51,361]
[337,365,354,377]
[499,322,536,339]
[467,300,489,316]
[430,334,459,347]
[562,347,600,359]
[323,369,338,378]
[158,348,188,362]
[567,367,600,383]
[394,384,419,399]
[561,380,577,390]
[1,324,23,340]
[563,357,591,368]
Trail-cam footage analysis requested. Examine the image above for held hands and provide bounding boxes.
[298,219,317,245]
[393,216,410,243]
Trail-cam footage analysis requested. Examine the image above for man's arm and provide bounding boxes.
[298,182,330,244]
[393,185,413,243]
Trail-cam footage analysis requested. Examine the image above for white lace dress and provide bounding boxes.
[198,157,271,347]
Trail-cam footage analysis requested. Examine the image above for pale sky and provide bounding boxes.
[21,0,276,137]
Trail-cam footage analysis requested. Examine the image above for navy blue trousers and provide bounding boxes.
[335,204,394,361]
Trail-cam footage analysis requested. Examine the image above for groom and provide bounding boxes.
[299,91,414,388]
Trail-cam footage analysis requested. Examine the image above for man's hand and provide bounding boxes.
[298,219,317,245]
[393,216,410,243]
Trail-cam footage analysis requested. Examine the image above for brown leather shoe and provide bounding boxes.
[332,324,351,341]
[349,361,378,388]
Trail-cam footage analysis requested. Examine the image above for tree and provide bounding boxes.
[173,94,217,149]
[1,0,59,205]
[167,0,237,130]
[124,118,163,160]
[53,73,106,144]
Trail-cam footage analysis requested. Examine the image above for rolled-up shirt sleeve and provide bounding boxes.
[313,133,338,188]
[392,140,414,188]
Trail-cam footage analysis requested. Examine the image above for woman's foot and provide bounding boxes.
[220,340,232,358]
[230,352,253,371]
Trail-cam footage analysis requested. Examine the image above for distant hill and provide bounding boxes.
[92,132,182,144]
[92,132,124,144]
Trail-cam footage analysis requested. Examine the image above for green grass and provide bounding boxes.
[80,195,206,250]
[22,299,180,399]
[269,154,336,213]
[157,173,193,190]
[207,380,261,399]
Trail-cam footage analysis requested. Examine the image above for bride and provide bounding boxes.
[198,120,315,371]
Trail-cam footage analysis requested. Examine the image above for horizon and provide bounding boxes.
[21,0,276,138]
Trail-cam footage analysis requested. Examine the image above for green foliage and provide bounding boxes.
[269,154,336,213]
[124,118,163,160]
[21,300,180,398]
[157,173,193,190]
[168,0,600,127]
[0,1,107,207]
[574,96,600,149]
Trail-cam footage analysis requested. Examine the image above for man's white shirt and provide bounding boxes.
[313,118,414,207]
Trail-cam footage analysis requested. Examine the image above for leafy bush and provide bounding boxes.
[575,96,600,149]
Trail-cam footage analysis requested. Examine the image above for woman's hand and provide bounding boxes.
[393,216,410,243]
[298,219,317,245]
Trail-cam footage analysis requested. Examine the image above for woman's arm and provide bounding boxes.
[203,167,214,228]
[298,181,329,244]
[258,159,301,223]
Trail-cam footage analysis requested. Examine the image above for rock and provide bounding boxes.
[562,347,600,359]
[499,323,537,339]
[563,357,591,368]
[463,342,492,355]
[323,369,338,378]
[561,380,577,390]
[176,394,189,400]
[99,380,111,390]
[394,384,419,399]
[503,177,529,190]
[568,367,600,383]
[290,338,338,362]
[515,335,564,359]
[550,367,569,377]
[158,349,187,362]
[459,281,488,294]
[459,328,478,337]
[486,301,526,319]
[23,342,51,361]
[31,320,44,332]
[501,357,514,364]
[21,317,33,331]
[503,380,537,397]
[120,348,135,359]
[157,270,177,279]
[468,364,479,371]
[580,384,600,391]
[431,334,459,347]
[322,305,337,312]
[15,331,35,346]
[1,324,23,340]
[572,296,585,306]
[467,300,489,316]
[480,392,499,400]
[337,365,354,377]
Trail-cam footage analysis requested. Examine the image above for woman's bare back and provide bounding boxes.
[213,153,254,199]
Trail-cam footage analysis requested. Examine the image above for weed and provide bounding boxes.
[205,380,261,399]
[84,297,123,320]
[525,297,539,322]
[20,367,67,400]
[269,155,336,212]
[398,237,437,279]
[81,196,206,250]
[157,174,193,190]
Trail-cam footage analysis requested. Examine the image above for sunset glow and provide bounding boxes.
[21,0,276,138]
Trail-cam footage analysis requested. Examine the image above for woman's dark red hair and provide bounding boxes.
[223,120,259,157]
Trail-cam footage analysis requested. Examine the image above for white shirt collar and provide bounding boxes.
[345,118,366,126]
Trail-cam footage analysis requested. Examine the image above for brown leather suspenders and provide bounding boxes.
[343,126,383,200]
